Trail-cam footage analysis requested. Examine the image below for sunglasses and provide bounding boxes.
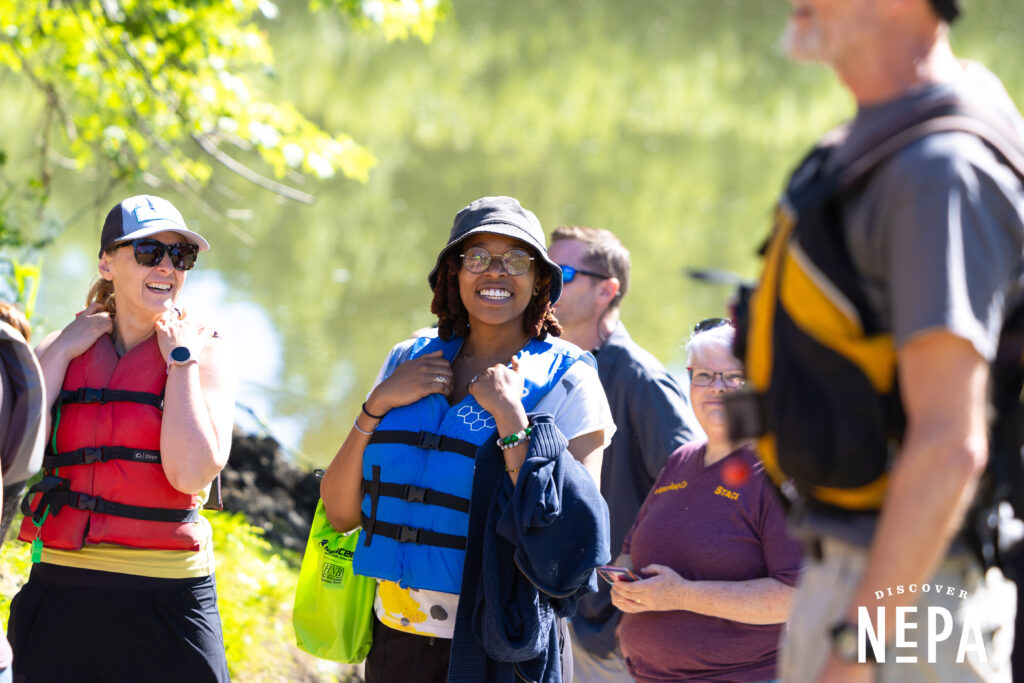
[693,317,730,333]
[113,238,199,271]
[687,367,746,388]
[560,264,611,285]
[460,246,534,276]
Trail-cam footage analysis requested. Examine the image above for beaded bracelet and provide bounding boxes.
[496,426,532,450]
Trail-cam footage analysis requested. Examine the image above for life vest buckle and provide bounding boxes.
[403,484,427,504]
[398,525,422,544]
[72,492,97,512]
[81,447,104,464]
[416,432,442,450]
[76,388,106,404]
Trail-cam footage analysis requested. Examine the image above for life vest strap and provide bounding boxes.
[21,475,199,524]
[43,446,162,469]
[368,429,479,460]
[57,387,164,411]
[360,479,471,513]
[360,513,467,551]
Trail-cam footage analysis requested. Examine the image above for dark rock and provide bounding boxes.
[220,431,321,553]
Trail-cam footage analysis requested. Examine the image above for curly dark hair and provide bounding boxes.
[430,249,562,341]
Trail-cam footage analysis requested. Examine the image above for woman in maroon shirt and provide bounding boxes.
[611,319,802,682]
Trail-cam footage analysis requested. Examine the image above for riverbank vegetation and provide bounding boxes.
[0,511,357,682]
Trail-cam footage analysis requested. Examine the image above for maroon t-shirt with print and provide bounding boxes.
[618,442,802,683]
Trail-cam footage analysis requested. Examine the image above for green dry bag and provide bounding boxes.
[293,499,375,663]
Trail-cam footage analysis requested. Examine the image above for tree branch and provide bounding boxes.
[193,134,314,204]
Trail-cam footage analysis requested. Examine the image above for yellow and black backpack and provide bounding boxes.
[728,97,1024,564]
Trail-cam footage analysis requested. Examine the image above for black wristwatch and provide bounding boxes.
[829,621,864,664]
[168,346,197,368]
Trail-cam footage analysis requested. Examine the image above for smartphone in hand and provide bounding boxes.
[596,565,640,585]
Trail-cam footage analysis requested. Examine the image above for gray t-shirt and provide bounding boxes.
[801,63,1024,546]
[837,62,1024,361]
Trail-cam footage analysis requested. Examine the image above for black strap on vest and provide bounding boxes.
[368,429,479,460]
[360,479,471,514]
[359,512,467,551]
[21,475,200,524]
[364,465,382,546]
[43,446,162,469]
[57,387,164,411]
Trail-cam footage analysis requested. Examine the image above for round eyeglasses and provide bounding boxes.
[687,367,746,388]
[460,246,534,276]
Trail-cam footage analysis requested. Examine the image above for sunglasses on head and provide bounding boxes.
[560,264,611,284]
[460,246,535,276]
[693,317,730,333]
[112,238,199,271]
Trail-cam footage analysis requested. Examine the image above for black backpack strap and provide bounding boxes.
[57,388,164,411]
[360,479,471,514]
[368,429,479,460]
[43,446,161,469]
[21,475,199,524]
[359,513,467,551]
[839,111,1024,190]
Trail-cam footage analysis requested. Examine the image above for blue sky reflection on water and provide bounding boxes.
[177,271,308,456]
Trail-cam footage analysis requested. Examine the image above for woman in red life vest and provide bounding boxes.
[8,195,236,683]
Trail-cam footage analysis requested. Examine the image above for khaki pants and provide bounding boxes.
[780,536,1015,683]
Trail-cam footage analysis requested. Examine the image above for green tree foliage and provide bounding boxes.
[0,0,444,307]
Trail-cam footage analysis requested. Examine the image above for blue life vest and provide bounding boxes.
[354,334,590,594]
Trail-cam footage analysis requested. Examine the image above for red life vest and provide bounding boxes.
[18,334,204,551]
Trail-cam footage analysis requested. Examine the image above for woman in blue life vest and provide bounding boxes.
[321,196,614,683]
[7,195,236,683]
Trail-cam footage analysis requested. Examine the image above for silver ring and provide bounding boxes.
[433,375,448,384]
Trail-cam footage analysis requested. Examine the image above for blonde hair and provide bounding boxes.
[0,302,31,342]
[86,277,116,317]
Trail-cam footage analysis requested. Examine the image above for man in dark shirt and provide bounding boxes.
[548,226,698,682]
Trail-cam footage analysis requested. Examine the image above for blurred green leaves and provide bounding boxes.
[0,0,444,309]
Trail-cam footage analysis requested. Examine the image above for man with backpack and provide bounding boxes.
[732,1,1024,680]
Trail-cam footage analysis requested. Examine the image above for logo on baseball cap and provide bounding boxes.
[99,195,210,257]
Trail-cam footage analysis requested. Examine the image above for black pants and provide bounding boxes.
[8,564,229,683]
[365,614,452,683]
[364,613,574,683]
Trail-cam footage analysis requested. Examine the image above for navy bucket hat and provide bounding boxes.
[428,196,563,304]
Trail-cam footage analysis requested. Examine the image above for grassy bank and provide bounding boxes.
[0,511,360,682]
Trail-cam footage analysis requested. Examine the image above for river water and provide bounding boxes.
[15,0,1024,464]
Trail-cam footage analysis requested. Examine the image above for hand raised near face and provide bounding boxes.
[56,302,114,359]
[467,355,525,424]
[367,350,453,414]
[155,306,214,365]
